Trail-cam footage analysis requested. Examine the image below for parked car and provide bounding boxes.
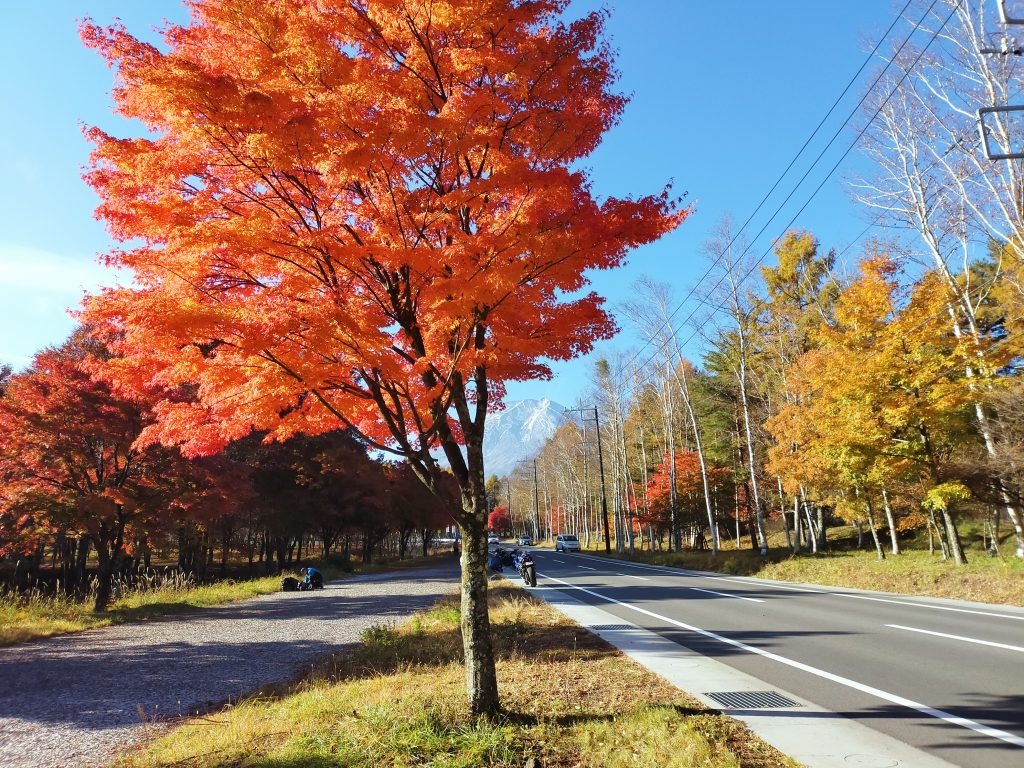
[517,535,534,546]
[554,533,581,553]
[487,533,500,544]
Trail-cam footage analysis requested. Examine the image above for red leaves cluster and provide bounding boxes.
[0,333,243,559]
[638,451,729,530]
[487,505,512,534]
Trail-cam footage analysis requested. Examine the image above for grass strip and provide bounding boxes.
[116,583,798,768]
[0,554,449,646]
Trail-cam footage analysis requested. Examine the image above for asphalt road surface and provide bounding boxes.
[531,549,1024,768]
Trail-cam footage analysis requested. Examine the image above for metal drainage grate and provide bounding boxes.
[588,624,636,631]
[704,691,801,709]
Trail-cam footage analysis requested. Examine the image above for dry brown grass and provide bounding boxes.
[117,583,799,768]
[0,553,451,647]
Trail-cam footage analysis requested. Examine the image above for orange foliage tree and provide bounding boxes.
[767,255,994,565]
[80,0,685,713]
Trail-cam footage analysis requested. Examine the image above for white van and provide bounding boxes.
[554,533,581,553]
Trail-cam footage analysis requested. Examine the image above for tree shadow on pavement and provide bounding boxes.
[0,571,460,732]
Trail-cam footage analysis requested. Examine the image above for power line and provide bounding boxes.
[617,0,921,376]
[626,0,962,395]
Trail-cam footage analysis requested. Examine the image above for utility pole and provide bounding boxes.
[505,478,515,536]
[566,406,611,553]
[533,459,542,541]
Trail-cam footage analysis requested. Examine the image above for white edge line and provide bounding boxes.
[538,572,1024,749]
[571,553,1024,621]
[690,587,765,603]
[835,592,1024,621]
[887,624,1024,653]
[617,573,650,581]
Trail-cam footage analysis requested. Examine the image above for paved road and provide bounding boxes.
[0,563,459,768]
[531,550,1024,768]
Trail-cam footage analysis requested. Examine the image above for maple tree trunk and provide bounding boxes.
[940,506,967,566]
[778,478,792,551]
[459,506,499,718]
[274,538,287,574]
[94,545,113,612]
[927,510,949,560]
[93,512,127,612]
[800,491,817,554]
[75,536,91,594]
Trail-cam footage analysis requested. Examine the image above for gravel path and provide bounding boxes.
[0,562,460,768]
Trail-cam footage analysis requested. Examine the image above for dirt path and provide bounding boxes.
[0,563,459,767]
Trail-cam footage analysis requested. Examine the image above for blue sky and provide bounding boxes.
[0,1,898,405]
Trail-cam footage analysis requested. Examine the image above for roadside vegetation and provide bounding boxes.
[498,3,1024,585]
[0,553,448,647]
[586,525,1024,607]
[117,584,796,768]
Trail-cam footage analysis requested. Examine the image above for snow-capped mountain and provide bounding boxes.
[483,398,572,478]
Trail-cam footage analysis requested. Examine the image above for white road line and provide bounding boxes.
[572,553,1024,621]
[578,566,598,571]
[551,558,567,564]
[835,592,1024,622]
[573,553,820,592]
[539,573,1024,750]
[617,573,650,581]
[887,624,1024,653]
[690,587,765,603]
[706,576,822,594]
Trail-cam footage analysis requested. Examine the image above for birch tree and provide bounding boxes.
[854,0,1024,556]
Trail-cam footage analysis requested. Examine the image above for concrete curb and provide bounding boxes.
[531,584,957,768]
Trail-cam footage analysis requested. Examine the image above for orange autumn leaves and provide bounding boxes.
[79,0,687,462]
[766,255,1003,512]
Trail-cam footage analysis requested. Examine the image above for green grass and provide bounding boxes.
[582,526,1024,606]
[116,585,795,768]
[0,552,451,647]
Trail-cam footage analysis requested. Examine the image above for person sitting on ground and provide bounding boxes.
[303,566,323,589]
[487,548,503,573]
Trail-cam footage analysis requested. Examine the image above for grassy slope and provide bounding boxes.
[0,554,445,646]
[117,584,798,768]
[584,525,1024,606]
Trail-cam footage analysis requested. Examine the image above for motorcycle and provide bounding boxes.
[512,548,537,587]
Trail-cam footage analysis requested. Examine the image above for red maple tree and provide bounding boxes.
[81,0,685,713]
[640,451,729,541]
[487,506,512,535]
[0,334,235,610]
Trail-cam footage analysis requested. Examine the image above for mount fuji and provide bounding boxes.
[482,398,573,478]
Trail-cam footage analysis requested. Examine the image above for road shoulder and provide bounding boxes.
[532,582,957,768]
